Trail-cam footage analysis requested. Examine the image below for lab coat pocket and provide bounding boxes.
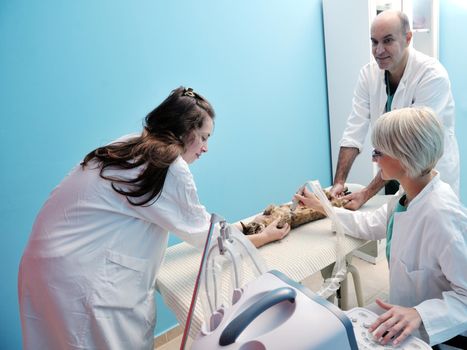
[93,249,147,309]
[390,259,431,307]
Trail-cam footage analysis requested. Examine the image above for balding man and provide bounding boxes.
[331,10,459,209]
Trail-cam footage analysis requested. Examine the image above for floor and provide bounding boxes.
[157,255,389,350]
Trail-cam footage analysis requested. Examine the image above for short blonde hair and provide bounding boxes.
[372,107,444,178]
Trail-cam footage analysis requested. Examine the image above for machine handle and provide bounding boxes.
[219,287,296,346]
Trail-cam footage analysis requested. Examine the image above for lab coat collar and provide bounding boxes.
[400,171,441,210]
[397,47,416,90]
[380,47,415,92]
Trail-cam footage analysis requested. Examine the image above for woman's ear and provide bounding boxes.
[181,131,195,147]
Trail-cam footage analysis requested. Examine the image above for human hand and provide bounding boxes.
[369,299,422,346]
[260,218,290,244]
[341,188,369,210]
[293,187,326,215]
[329,183,346,198]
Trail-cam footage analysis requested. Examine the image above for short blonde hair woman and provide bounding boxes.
[371,107,444,179]
[296,107,467,348]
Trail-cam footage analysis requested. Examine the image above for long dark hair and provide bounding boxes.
[81,86,215,206]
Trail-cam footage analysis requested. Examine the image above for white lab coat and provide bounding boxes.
[334,174,467,345]
[18,147,211,349]
[341,48,460,195]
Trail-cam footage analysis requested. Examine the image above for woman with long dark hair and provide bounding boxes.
[18,87,289,349]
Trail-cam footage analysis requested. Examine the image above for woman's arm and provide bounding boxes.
[243,218,290,248]
[294,187,389,241]
[413,230,467,345]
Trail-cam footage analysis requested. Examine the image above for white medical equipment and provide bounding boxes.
[180,214,268,350]
[199,221,268,321]
[181,182,431,349]
[290,184,305,212]
[308,180,348,300]
[192,269,358,350]
[345,307,431,350]
[179,213,222,350]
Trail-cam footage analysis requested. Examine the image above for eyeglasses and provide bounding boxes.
[372,149,384,159]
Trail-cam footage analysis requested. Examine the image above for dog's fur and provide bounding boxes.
[240,191,347,235]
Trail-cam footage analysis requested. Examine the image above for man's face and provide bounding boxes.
[371,15,411,73]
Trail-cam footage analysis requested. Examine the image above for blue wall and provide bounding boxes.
[440,0,467,203]
[0,0,329,348]
[1,1,466,348]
